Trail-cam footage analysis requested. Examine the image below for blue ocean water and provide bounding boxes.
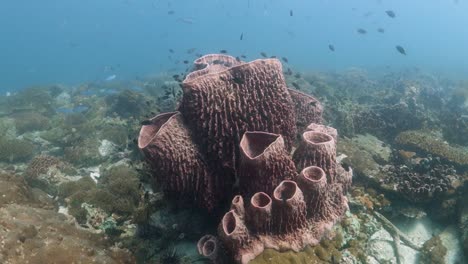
[1,0,467,92]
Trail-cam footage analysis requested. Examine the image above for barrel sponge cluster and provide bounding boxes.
[138,54,352,263]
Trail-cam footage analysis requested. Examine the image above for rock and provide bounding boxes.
[338,135,389,185]
[367,228,419,264]
[350,134,392,163]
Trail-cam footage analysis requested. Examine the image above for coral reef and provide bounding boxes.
[4,85,57,115]
[12,111,50,134]
[24,155,67,178]
[4,52,468,264]
[105,89,149,118]
[0,172,54,209]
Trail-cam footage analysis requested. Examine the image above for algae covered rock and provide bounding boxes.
[5,85,56,115]
[106,89,149,118]
[349,134,392,163]
[64,138,103,166]
[0,173,37,207]
[12,111,50,134]
[337,136,385,184]
[0,138,35,162]
[421,235,447,264]
[59,165,141,222]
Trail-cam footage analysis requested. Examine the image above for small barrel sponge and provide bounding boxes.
[185,54,244,81]
[271,180,307,234]
[137,112,217,211]
[288,89,323,129]
[296,166,328,218]
[230,195,246,220]
[239,132,297,198]
[293,131,337,183]
[218,210,253,262]
[197,235,225,263]
[180,57,297,182]
[306,123,338,143]
[247,192,272,234]
[297,166,348,226]
[203,176,350,264]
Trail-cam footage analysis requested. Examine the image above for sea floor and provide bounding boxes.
[0,68,467,263]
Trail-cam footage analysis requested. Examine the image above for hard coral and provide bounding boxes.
[381,155,457,203]
[24,155,65,178]
[396,130,468,166]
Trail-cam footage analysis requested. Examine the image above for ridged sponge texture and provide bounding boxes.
[138,112,218,211]
[180,57,297,190]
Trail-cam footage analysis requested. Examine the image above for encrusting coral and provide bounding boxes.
[138,54,352,264]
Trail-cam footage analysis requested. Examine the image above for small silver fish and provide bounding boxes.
[105,74,116,81]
